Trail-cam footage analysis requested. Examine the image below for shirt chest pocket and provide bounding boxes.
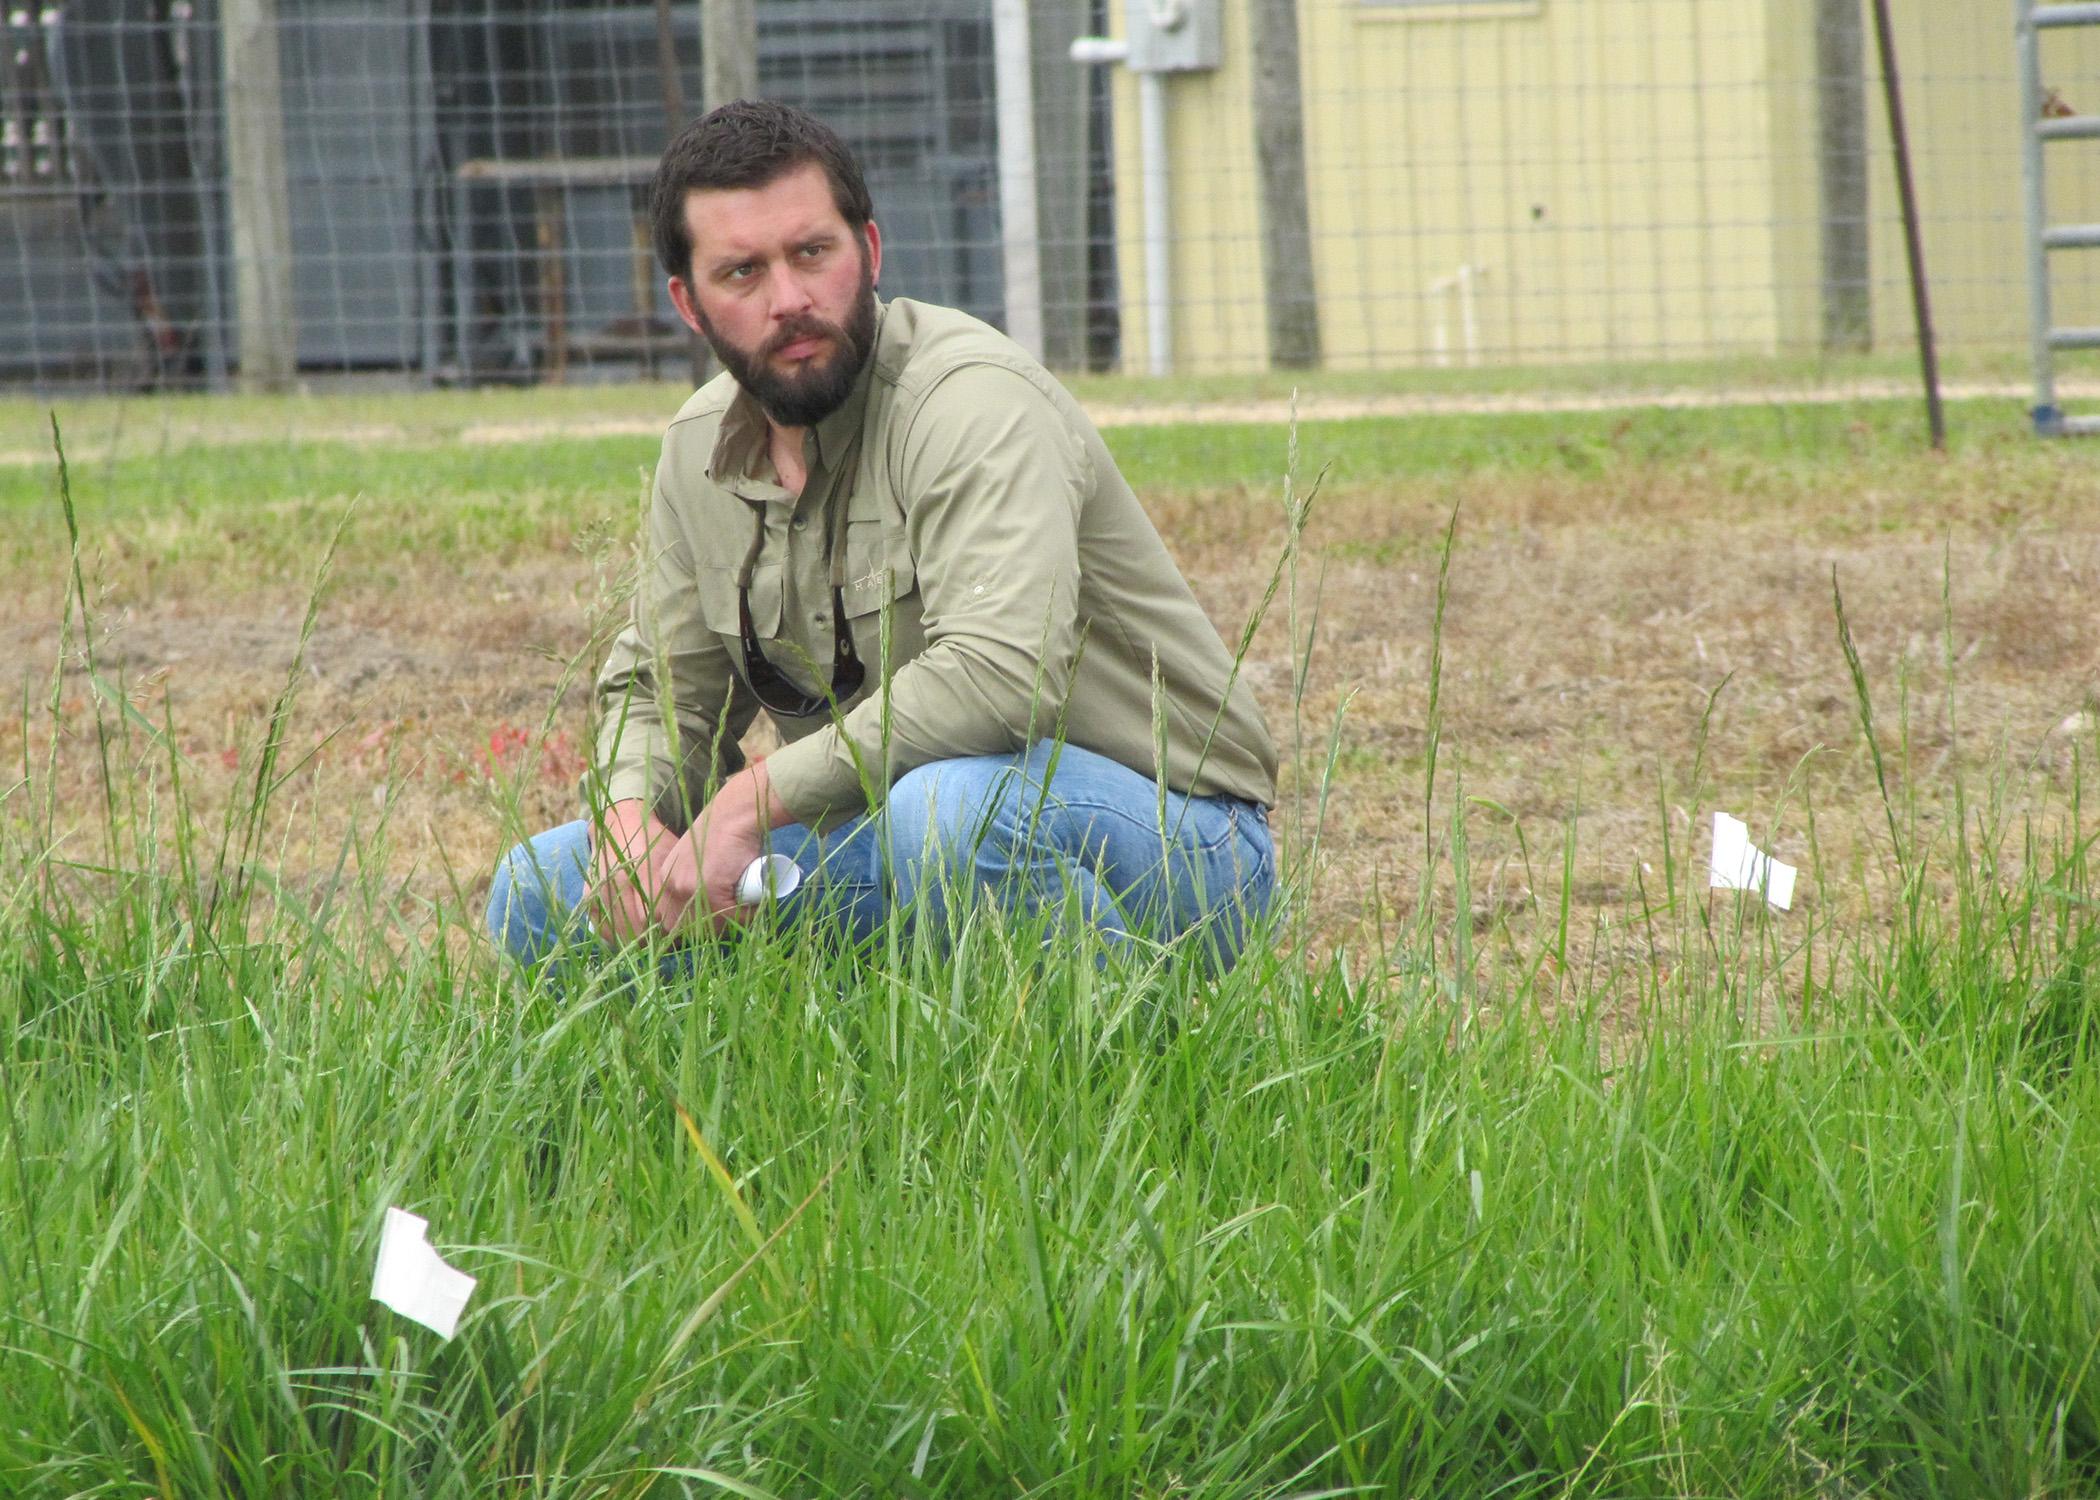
[698,562,781,640]
[840,519,918,623]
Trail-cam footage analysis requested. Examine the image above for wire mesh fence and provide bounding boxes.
[2,0,2095,398]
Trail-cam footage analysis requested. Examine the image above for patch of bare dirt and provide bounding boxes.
[6,445,2100,1012]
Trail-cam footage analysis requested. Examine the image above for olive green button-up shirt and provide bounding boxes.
[592,297,1278,834]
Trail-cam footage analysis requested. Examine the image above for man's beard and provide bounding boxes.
[699,250,878,429]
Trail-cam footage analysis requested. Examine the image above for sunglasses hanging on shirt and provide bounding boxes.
[731,457,869,719]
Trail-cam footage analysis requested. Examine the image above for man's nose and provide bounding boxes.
[767,260,814,317]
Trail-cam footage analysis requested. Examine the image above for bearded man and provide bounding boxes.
[487,100,1278,970]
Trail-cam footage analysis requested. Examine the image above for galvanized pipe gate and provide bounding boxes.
[2018,0,2100,435]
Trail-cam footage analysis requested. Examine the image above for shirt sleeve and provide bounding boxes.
[763,363,1090,830]
[590,472,757,832]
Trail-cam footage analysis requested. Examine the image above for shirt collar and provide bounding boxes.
[707,392,776,502]
[706,297,888,502]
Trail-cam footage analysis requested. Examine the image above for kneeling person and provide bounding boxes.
[487,101,1278,968]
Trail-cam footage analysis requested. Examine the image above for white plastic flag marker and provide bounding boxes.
[735,852,803,907]
[1709,812,1797,911]
[371,1207,477,1339]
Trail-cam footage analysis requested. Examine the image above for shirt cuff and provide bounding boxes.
[601,766,656,808]
[762,729,875,833]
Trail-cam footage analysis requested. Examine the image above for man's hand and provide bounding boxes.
[689,761,796,934]
[589,767,798,942]
[588,799,697,940]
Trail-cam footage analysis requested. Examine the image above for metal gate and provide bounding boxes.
[2018,0,2100,435]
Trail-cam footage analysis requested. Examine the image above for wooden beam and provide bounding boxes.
[1815,0,1871,352]
[223,0,295,391]
[703,0,758,111]
[1249,0,1320,369]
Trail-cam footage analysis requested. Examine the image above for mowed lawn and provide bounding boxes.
[3,383,2100,1497]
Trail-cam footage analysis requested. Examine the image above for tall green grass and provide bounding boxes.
[5,424,2100,1498]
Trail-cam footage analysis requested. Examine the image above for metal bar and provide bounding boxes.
[1871,0,1944,448]
[2018,0,2057,430]
[2043,223,2100,248]
[2032,3,2100,25]
[2038,114,2100,139]
[2048,326,2100,348]
[2062,415,2100,436]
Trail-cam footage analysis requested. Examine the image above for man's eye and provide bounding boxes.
[726,263,756,281]
[798,243,824,260]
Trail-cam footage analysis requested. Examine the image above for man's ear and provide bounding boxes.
[667,275,706,338]
[862,220,882,288]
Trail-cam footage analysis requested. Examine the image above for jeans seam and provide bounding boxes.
[1044,792,1244,857]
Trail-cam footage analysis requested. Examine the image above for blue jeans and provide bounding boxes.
[486,741,1275,972]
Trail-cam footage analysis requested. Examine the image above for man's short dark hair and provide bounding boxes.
[650,100,875,283]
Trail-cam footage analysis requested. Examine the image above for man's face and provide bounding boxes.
[668,162,882,429]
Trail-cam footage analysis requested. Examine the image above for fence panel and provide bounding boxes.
[1,0,2091,391]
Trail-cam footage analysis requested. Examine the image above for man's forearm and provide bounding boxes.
[596,797,658,845]
[591,538,752,818]
[588,798,679,938]
[694,761,793,853]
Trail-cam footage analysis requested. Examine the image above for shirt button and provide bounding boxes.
[793,516,808,531]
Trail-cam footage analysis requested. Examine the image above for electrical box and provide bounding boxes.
[1124,0,1222,73]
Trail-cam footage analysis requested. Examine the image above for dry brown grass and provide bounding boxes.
[5,429,2099,1002]
[1260,459,2098,1007]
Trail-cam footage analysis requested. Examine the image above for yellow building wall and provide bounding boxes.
[1318,0,1788,369]
[1104,0,2097,372]
[1112,0,1789,372]
[1764,0,1825,355]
